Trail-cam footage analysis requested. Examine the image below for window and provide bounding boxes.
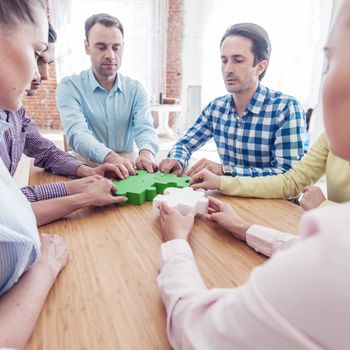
[49,0,166,100]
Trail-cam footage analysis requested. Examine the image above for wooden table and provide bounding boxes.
[26,159,303,350]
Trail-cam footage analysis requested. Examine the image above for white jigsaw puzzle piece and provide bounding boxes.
[153,187,208,216]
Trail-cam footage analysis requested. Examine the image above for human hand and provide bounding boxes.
[190,168,220,190]
[76,163,132,180]
[186,158,223,177]
[135,150,158,173]
[104,151,136,178]
[81,177,127,207]
[159,158,183,175]
[37,233,69,278]
[207,197,251,241]
[65,175,106,195]
[158,202,195,242]
[299,186,326,211]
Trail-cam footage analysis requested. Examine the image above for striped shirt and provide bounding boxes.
[168,84,306,176]
[0,108,83,201]
[0,121,40,296]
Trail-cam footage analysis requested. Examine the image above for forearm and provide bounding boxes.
[246,225,298,257]
[167,113,213,166]
[219,172,303,199]
[32,147,82,177]
[157,239,294,349]
[25,121,82,177]
[134,127,159,157]
[230,164,286,177]
[31,194,92,226]
[0,262,58,349]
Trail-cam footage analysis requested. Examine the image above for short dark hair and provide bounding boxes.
[48,23,57,43]
[220,23,271,80]
[0,0,45,29]
[85,13,124,40]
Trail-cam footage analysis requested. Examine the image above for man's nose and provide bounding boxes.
[104,47,116,60]
[224,61,234,74]
[32,65,41,82]
[39,63,49,81]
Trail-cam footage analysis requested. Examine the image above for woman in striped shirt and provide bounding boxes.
[0,1,68,349]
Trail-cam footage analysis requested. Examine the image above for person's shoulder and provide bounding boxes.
[262,85,302,108]
[59,69,89,87]
[118,73,144,91]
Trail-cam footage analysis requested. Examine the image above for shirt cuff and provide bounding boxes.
[66,159,84,177]
[139,143,158,156]
[92,147,113,164]
[166,154,186,168]
[160,239,194,270]
[246,224,297,257]
[21,182,68,202]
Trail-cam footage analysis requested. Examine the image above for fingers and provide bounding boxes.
[159,201,173,216]
[191,182,204,190]
[159,159,182,174]
[208,212,219,223]
[144,162,154,173]
[151,162,159,173]
[186,159,205,177]
[190,170,204,184]
[123,160,136,176]
[137,159,158,173]
[208,196,223,210]
[117,164,130,179]
[159,160,171,173]
[112,196,128,204]
[208,207,217,214]
[190,169,209,190]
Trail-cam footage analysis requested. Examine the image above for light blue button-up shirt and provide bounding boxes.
[56,69,159,163]
[0,120,40,296]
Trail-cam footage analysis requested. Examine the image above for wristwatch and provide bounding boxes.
[222,164,232,175]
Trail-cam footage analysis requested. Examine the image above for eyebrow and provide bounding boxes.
[220,54,245,59]
[94,42,122,46]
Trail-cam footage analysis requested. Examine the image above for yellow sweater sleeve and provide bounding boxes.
[219,133,329,198]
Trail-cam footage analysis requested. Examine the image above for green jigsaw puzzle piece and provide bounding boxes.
[112,170,191,205]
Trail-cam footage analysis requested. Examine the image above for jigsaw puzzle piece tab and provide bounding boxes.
[153,187,208,216]
[113,170,157,205]
[113,170,192,205]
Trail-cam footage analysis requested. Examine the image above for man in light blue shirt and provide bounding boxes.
[56,13,159,178]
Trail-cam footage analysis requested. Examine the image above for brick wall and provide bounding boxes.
[24,0,184,130]
[166,0,184,99]
[166,0,184,127]
[23,64,61,129]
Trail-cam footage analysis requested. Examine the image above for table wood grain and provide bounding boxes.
[26,163,303,350]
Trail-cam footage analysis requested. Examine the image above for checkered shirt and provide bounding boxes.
[168,84,306,176]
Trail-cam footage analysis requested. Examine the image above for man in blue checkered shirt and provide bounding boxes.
[159,23,306,177]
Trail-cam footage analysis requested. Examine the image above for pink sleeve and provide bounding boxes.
[246,224,298,257]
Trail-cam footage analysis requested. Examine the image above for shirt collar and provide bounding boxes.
[0,119,10,143]
[0,109,7,121]
[246,83,268,115]
[88,68,123,94]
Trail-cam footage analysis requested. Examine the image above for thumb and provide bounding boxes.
[112,196,128,204]
[191,182,204,190]
[208,212,220,223]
